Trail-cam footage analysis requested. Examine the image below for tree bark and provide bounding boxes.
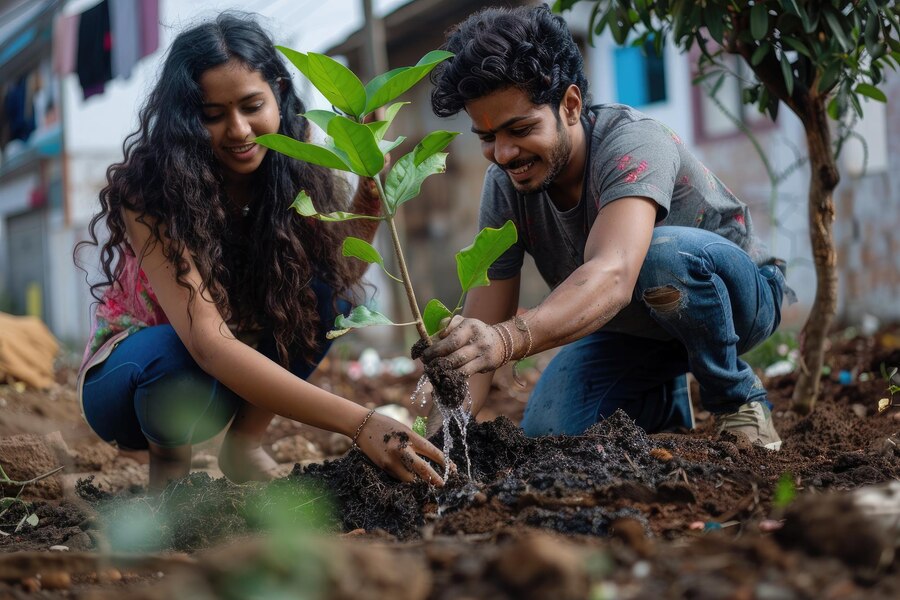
[792,98,840,414]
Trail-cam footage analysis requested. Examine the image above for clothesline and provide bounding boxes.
[53,0,159,100]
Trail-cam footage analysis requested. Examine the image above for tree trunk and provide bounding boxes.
[792,98,840,414]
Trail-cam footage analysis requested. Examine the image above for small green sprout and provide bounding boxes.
[412,416,427,437]
[877,364,899,413]
[773,472,796,509]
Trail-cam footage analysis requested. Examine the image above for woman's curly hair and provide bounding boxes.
[430,4,590,118]
[76,13,359,367]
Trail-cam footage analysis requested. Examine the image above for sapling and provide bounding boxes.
[255,48,517,479]
[0,462,63,535]
[877,364,900,414]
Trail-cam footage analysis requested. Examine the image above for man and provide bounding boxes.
[422,4,788,449]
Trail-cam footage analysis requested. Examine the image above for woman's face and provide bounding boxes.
[199,59,281,182]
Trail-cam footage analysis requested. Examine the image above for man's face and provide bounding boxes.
[466,86,574,194]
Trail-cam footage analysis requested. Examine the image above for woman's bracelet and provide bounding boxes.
[351,409,376,448]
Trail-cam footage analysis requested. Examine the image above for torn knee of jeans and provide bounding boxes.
[643,285,682,313]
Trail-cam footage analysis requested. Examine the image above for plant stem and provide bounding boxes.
[0,466,64,488]
[372,176,430,343]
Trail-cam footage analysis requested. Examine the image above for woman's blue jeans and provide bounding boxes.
[82,280,345,450]
[521,226,785,436]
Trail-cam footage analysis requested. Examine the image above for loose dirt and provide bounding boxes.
[1,326,898,598]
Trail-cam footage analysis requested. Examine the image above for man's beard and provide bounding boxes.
[506,120,572,194]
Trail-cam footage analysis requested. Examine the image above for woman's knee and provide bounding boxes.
[135,372,238,447]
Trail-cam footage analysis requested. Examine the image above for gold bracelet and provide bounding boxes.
[492,324,510,366]
[351,409,376,448]
[513,315,533,359]
[496,322,515,366]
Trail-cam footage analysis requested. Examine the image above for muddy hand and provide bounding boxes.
[355,413,446,486]
[422,315,506,376]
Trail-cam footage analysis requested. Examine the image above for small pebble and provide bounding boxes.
[632,561,651,578]
[649,448,673,462]
[21,578,41,593]
[41,572,71,590]
[689,521,705,530]
[49,545,69,552]
[99,568,122,583]
[759,519,784,532]
[155,571,164,579]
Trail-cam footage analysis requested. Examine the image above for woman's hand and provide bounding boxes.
[354,412,446,485]
[421,315,508,377]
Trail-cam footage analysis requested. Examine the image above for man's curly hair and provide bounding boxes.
[431,4,590,118]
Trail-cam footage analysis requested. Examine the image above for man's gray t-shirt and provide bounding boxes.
[481,104,771,338]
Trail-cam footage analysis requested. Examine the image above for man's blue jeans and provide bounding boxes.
[521,226,785,436]
[82,279,344,450]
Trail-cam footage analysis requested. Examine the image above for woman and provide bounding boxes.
[75,13,443,491]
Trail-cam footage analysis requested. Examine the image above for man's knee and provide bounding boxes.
[643,285,683,313]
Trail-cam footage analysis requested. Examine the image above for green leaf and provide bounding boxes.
[780,53,794,97]
[423,299,453,336]
[750,3,769,40]
[704,4,724,44]
[327,116,385,177]
[255,134,351,172]
[782,36,811,58]
[334,305,395,331]
[827,96,841,120]
[378,136,406,155]
[291,190,382,222]
[751,42,770,66]
[823,8,852,52]
[456,220,518,293]
[303,110,338,132]
[817,61,841,93]
[306,52,367,118]
[364,50,454,114]
[276,45,309,75]
[342,237,384,265]
[413,131,459,166]
[855,83,887,102]
[25,513,39,527]
[384,152,447,214]
[366,101,409,140]
[412,416,427,437]
[783,0,813,33]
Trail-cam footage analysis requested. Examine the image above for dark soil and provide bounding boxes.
[2,326,899,599]
[411,338,468,409]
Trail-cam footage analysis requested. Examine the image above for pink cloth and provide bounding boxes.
[80,247,169,371]
[52,13,80,76]
[139,0,159,57]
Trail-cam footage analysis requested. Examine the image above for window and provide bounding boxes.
[614,40,667,107]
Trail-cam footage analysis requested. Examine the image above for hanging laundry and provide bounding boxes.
[3,77,35,143]
[76,0,112,100]
[52,12,80,76]
[139,0,160,58]
[110,0,140,80]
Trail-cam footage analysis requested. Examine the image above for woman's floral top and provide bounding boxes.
[79,247,169,371]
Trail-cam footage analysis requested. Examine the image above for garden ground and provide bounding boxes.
[0,325,898,599]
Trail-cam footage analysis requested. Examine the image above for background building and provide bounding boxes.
[0,0,897,357]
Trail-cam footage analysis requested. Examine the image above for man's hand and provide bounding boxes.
[421,315,508,377]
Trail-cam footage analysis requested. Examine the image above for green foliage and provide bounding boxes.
[0,462,55,535]
[554,1,900,124]
[262,47,517,340]
[423,299,453,337]
[741,330,798,370]
[773,472,797,509]
[413,416,428,437]
[878,363,900,412]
